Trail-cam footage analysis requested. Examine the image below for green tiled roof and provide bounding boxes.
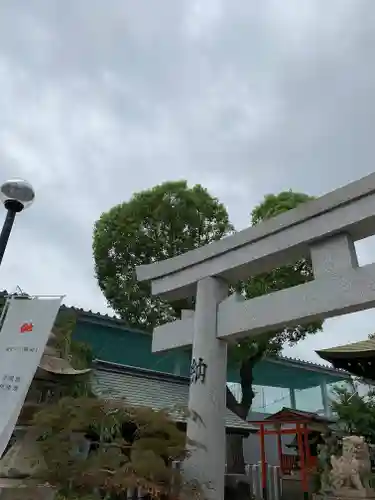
[317,338,375,358]
[92,361,254,435]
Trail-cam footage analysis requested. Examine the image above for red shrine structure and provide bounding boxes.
[249,408,334,499]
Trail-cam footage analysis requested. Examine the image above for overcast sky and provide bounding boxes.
[0,1,374,363]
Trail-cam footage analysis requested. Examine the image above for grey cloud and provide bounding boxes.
[0,0,375,361]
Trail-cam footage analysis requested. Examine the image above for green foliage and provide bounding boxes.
[52,309,94,397]
[228,191,322,413]
[32,397,205,499]
[331,381,375,443]
[250,191,313,223]
[241,190,321,355]
[53,309,92,369]
[93,180,234,330]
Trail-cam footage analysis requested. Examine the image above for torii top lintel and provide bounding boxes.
[136,172,375,301]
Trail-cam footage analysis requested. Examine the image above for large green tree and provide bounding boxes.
[93,180,234,329]
[93,182,322,474]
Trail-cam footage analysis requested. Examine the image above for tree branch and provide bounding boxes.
[239,349,266,413]
[226,385,240,414]
[226,346,268,421]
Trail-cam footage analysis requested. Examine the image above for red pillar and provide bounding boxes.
[260,423,267,500]
[276,424,283,473]
[297,423,308,500]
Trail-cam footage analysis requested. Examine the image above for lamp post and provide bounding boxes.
[0,179,35,267]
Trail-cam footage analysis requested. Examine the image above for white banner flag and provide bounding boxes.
[0,295,63,457]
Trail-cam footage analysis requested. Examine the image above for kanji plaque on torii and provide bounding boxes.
[136,172,375,500]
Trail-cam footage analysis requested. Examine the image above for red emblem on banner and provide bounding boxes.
[20,322,33,333]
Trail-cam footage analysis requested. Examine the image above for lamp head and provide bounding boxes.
[0,179,35,212]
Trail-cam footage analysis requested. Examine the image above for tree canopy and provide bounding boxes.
[93,180,234,330]
[234,190,322,363]
[93,181,323,474]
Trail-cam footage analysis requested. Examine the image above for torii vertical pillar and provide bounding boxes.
[185,277,228,500]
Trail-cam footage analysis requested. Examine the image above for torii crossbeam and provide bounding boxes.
[136,172,375,500]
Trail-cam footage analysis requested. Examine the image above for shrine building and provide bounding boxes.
[317,338,375,382]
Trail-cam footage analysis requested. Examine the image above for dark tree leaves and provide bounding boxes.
[93,180,234,330]
[231,191,323,367]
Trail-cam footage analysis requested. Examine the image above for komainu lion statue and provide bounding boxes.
[330,436,374,498]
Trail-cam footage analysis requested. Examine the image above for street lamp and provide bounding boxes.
[0,179,35,266]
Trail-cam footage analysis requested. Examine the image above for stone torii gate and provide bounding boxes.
[136,172,375,499]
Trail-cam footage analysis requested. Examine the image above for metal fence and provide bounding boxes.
[247,463,282,500]
[124,489,155,499]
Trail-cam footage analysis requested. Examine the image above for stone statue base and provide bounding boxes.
[0,479,55,500]
[314,492,375,500]
[317,436,375,500]
[0,489,54,500]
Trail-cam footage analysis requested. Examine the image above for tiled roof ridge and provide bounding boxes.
[61,303,124,323]
[271,353,348,374]
[317,337,375,354]
[93,359,190,384]
[60,304,150,335]
[261,406,336,423]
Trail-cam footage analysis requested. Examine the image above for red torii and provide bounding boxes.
[248,407,333,500]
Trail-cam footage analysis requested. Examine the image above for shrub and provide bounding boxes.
[32,396,204,499]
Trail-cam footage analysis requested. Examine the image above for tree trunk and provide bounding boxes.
[226,386,252,476]
[226,351,265,475]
